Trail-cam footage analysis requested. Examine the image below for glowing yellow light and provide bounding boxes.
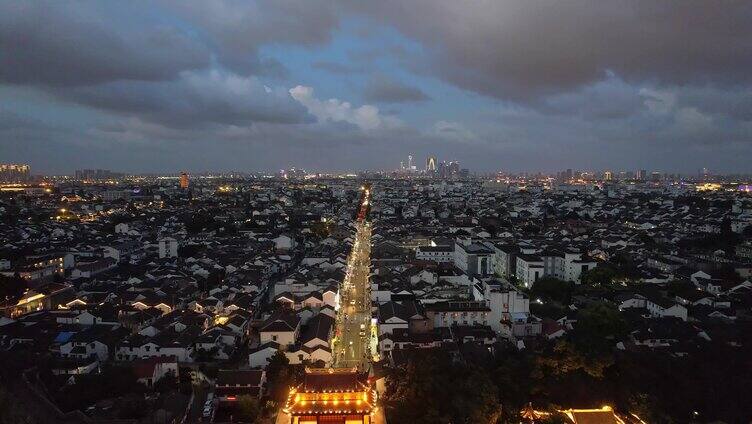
[17,293,45,305]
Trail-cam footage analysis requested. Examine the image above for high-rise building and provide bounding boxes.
[408,155,413,170]
[426,155,437,172]
[638,169,647,181]
[74,169,122,180]
[438,161,448,178]
[604,171,613,181]
[180,172,189,189]
[0,163,31,182]
[449,161,460,176]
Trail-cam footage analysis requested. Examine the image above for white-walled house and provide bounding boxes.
[116,334,194,362]
[248,342,281,368]
[114,223,130,234]
[415,245,454,263]
[258,314,301,348]
[516,254,544,287]
[60,339,110,362]
[273,234,296,251]
[158,237,178,259]
[216,369,267,400]
[377,301,422,335]
[646,297,688,321]
[134,357,179,387]
[285,344,332,365]
[484,283,530,334]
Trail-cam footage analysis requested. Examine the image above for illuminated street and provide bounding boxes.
[332,187,373,370]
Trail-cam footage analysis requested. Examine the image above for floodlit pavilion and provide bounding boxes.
[283,367,377,424]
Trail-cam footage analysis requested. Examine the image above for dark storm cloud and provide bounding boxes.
[59,71,312,128]
[0,110,46,131]
[540,76,647,120]
[165,0,340,76]
[217,53,290,79]
[169,0,338,49]
[677,87,752,122]
[363,74,430,103]
[347,1,752,101]
[0,2,210,87]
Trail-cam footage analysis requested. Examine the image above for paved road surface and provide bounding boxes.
[333,193,373,370]
[186,384,209,423]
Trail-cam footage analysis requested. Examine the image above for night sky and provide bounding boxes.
[2,1,751,174]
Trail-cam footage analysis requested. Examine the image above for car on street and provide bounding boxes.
[202,404,212,418]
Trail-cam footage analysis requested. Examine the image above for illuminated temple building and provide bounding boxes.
[283,367,377,424]
[520,405,633,424]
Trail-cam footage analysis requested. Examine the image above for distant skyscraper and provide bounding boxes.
[180,172,189,189]
[638,169,647,181]
[426,156,437,172]
[702,167,711,180]
[604,171,613,181]
[448,161,460,176]
[75,169,122,180]
[438,161,448,178]
[0,163,30,182]
[408,155,413,169]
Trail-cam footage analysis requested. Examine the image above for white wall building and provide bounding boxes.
[415,245,454,263]
[516,254,544,287]
[159,237,178,259]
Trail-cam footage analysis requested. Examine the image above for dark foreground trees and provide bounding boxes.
[383,350,500,424]
[383,315,752,423]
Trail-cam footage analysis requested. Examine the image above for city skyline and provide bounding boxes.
[1,160,747,179]
[0,154,744,179]
[2,2,752,174]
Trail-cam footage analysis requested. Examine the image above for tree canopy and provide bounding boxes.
[579,265,625,287]
[0,274,27,304]
[529,277,574,305]
[265,351,300,403]
[384,350,500,424]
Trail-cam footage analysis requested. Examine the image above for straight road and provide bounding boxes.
[332,189,372,370]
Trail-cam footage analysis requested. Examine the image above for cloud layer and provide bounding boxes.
[290,85,399,130]
[363,75,430,103]
[1,0,751,174]
[349,1,752,100]
[0,2,210,86]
